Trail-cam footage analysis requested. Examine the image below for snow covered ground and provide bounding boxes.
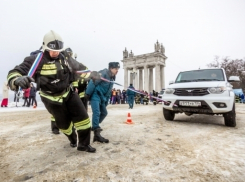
[0,101,46,112]
[1,103,245,181]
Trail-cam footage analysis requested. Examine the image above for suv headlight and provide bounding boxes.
[165,88,175,94]
[208,87,226,94]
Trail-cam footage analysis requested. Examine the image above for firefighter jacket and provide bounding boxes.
[7,51,86,104]
[143,95,149,102]
[85,68,114,104]
[135,94,141,104]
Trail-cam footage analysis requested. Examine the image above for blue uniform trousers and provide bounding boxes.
[90,100,108,130]
[128,95,135,109]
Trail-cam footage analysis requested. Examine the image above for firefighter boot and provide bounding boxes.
[77,129,96,153]
[65,127,77,148]
[51,121,60,134]
[93,128,109,143]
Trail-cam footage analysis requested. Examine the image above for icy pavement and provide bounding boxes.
[0,101,46,112]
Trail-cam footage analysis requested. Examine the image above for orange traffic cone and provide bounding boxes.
[33,104,37,108]
[125,112,134,124]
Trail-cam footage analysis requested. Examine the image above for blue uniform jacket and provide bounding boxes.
[86,68,114,103]
[126,86,136,96]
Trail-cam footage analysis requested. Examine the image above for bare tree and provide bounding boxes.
[207,56,220,68]
[207,57,245,90]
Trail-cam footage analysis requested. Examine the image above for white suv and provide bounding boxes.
[162,68,239,127]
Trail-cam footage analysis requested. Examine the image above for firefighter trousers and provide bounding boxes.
[41,92,91,146]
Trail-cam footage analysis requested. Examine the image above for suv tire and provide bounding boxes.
[224,104,236,127]
[163,108,175,121]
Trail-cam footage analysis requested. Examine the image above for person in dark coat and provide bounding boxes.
[29,83,37,107]
[240,93,244,104]
[122,89,126,104]
[22,87,30,107]
[126,83,136,109]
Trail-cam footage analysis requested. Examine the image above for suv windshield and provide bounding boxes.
[175,69,225,83]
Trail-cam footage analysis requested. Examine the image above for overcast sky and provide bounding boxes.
[0,0,245,93]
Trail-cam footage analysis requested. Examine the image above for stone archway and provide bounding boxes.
[121,41,167,92]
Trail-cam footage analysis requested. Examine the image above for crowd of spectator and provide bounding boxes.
[14,83,37,107]
[235,93,245,104]
[108,88,158,105]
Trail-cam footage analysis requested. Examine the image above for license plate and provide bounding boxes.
[179,101,201,107]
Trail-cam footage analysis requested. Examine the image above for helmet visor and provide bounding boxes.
[47,40,64,51]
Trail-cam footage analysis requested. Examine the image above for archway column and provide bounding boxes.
[144,65,149,92]
[124,68,128,90]
[129,70,133,85]
[160,65,165,89]
[139,69,143,90]
[149,68,153,91]
[155,64,161,92]
[134,67,138,89]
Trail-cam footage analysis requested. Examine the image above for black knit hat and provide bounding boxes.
[109,62,120,69]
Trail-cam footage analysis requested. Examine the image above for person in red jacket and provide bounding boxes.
[1,81,9,107]
[22,87,30,107]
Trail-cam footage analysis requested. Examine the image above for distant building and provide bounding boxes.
[121,41,167,92]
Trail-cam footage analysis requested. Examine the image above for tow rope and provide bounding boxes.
[76,69,175,106]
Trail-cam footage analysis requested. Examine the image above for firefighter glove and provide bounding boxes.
[14,76,35,89]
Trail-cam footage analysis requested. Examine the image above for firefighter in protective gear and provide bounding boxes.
[152,90,158,105]
[143,95,149,105]
[50,48,89,134]
[65,47,73,57]
[86,62,120,143]
[30,47,60,135]
[135,94,141,104]
[7,30,99,153]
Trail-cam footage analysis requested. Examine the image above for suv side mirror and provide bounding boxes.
[169,81,174,85]
[228,76,240,82]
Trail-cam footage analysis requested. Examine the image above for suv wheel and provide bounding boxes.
[163,108,175,121]
[223,104,236,127]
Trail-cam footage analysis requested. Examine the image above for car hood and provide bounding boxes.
[167,81,227,89]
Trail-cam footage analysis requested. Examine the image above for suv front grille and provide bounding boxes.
[173,88,209,96]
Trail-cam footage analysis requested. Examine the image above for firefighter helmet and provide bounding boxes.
[42,30,64,52]
[65,47,73,57]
